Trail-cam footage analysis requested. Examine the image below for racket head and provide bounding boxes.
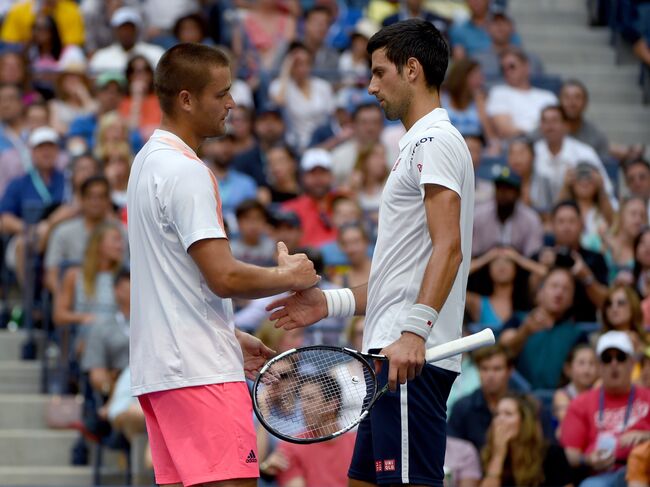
[252,345,379,444]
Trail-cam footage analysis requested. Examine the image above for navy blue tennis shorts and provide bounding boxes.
[348,362,457,486]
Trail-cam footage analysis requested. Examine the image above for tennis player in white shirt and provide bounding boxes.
[127,43,319,487]
[267,20,474,486]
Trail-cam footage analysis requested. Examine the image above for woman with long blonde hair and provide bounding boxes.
[53,222,124,329]
[480,393,572,487]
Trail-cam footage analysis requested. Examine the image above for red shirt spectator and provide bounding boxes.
[275,432,356,487]
[282,148,338,247]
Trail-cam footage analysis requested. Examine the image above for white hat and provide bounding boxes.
[352,18,379,40]
[110,7,142,28]
[301,148,332,172]
[596,331,634,357]
[29,127,59,148]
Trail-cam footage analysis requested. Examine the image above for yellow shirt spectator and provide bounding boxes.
[1,0,84,46]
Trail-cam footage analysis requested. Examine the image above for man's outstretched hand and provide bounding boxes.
[266,287,327,330]
[235,329,276,380]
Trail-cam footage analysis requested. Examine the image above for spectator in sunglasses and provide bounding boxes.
[561,331,650,486]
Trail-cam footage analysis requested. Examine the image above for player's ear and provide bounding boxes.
[405,57,421,83]
[177,89,193,113]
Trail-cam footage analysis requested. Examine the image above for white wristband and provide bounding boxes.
[323,288,356,318]
[401,304,439,340]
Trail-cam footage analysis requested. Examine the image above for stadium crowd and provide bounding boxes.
[0,0,649,486]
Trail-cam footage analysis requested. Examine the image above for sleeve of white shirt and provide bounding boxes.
[410,131,465,199]
[167,161,226,252]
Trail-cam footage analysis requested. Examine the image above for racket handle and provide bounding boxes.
[424,329,495,363]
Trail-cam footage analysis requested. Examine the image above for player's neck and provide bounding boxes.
[159,117,202,153]
[402,90,440,131]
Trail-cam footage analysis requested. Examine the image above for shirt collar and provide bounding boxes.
[151,129,197,156]
[398,108,449,152]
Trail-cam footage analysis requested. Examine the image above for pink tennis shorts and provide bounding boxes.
[138,382,259,486]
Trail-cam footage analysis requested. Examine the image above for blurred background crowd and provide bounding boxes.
[0,0,650,486]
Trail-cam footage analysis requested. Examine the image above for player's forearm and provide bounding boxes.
[210,261,299,299]
[351,284,368,315]
[416,241,462,311]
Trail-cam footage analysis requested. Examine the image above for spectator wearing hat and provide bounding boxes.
[472,165,544,258]
[562,331,650,486]
[1,0,84,46]
[473,10,544,86]
[485,48,557,139]
[89,7,164,75]
[534,105,615,208]
[282,148,339,248]
[67,72,143,155]
[0,126,66,284]
[48,54,96,136]
[80,0,139,55]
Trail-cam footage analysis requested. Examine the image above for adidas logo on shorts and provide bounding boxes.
[245,450,257,463]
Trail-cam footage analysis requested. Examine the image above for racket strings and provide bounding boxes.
[255,349,376,440]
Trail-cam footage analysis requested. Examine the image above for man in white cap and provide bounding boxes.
[562,331,650,486]
[282,148,340,247]
[0,127,65,284]
[89,6,164,75]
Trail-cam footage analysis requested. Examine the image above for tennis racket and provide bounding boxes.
[252,328,495,444]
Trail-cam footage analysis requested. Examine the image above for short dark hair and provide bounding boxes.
[473,344,513,368]
[552,200,581,218]
[367,19,449,91]
[352,102,382,120]
[305,5,332,21]
[541,104,568,121]
[172,12,207,40]
[624,158,650,175]
[235,199,269,221]
[80,175,110,197]
[114,268,130,286]
[561,79,589,101]
[154,43,229,115]
[286,40,311,58]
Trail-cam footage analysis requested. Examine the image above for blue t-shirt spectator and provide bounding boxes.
[449,19,521,57]
[0,169,65,222]
[217,170,258,217]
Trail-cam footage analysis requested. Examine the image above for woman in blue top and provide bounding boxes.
[466,246,546,334]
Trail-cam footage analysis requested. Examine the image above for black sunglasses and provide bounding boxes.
[600,350,628,364]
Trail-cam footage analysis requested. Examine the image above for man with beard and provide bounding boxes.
[472,165,543,257]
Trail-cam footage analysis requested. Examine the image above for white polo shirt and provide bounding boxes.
[363,108,474,373]
[127,129,245,396]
